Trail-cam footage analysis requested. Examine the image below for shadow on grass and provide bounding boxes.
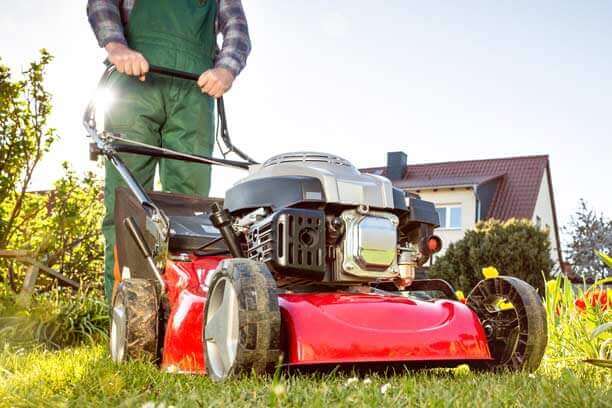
[284,360,471,379]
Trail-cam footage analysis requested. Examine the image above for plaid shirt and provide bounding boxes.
[87,0,251,76]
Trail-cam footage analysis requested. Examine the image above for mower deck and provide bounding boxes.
[160,258,491,374]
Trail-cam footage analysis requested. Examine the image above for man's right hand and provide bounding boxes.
[105,42,149,81]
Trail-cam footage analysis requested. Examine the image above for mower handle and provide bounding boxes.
[82,64,254,246]
[84,64,257,165]
[148,65,199,81]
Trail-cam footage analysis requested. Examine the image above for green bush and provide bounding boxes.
[430,218,553,293]
[0,51,104,294]
[1,164,104,293]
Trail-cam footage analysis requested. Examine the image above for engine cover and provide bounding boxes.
[224,152,408,213]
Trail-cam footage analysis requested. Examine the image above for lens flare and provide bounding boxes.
[94,87,115,122]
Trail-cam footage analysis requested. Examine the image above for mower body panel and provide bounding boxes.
[279,293,491,365]
[159,256,491,374]
[160,257,221,374]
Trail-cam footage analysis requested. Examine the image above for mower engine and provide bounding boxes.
[222,152,441,288]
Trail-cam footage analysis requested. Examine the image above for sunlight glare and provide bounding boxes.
[94,87,115,125]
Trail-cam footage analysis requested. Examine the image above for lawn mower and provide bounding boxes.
[84,65,548,381]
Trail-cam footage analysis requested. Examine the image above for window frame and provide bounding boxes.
[435,204,463,230]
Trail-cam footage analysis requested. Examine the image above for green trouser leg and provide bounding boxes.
[159,66,214,196]
[102,71,213,302]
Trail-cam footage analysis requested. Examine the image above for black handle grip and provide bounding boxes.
[149,65,200,82]
[124,216,152,258]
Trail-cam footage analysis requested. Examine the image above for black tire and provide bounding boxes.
[203,258,281,382]
[467,276,547,372]
[110,279,160,363]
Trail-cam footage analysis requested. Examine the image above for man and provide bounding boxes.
[87,0,251,302]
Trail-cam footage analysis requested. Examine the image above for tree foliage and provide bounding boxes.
[0,51,104,294]
[2,164,104,291]
[429,219,553,293]
[564,199,611,281]
[0,50,57,248]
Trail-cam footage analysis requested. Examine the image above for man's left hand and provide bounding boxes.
[197,68,235,98]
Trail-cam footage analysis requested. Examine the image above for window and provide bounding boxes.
[536,216,542,228]
[435,205,462,229]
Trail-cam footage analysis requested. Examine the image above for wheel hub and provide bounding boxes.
[205,277,240,378]
[110,303,127,362]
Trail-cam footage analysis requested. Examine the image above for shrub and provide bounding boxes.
[0,51,104,294]
[1,164,104,292]
[430,218,553,293]
[0,50,57,250]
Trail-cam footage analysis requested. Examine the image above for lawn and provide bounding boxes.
[0,276,610,407]
[0,344,610,407]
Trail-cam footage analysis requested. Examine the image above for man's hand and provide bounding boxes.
[105,42,149,81]
[197,68,235,98]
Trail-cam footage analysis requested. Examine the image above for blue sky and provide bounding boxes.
[1,1,610,244]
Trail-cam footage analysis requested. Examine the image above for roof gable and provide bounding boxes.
[363,155,549,220]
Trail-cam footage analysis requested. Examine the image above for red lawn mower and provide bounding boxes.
[84,66,547,381]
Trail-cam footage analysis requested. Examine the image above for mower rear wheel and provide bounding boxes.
[110,279,160,363]
[467,276,547,372]
[204,259,281,382]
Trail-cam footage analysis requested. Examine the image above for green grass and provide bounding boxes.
[0,277,610,407]
[0,345,610,407]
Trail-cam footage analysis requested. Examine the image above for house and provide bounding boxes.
[363,152,562,265]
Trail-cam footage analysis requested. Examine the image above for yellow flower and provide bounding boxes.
[546,279,559,294]
[482,266,499,279]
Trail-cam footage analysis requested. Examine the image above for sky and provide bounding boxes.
[1,0,611,247]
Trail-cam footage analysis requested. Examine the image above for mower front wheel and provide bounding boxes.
[110,279,160,363]
[467,276,547,372]
[203,259,281,382]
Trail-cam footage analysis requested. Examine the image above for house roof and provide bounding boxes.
[363,155,550,220]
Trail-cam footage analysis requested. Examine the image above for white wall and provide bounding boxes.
[408,174,560,266]
[408,187,477,255]
[532,168,560,264]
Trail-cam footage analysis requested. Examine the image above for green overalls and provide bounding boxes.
[102,0,217,301]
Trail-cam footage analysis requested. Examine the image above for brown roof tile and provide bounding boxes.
[363,155,549,220]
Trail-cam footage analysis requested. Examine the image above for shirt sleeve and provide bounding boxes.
[215,0,252,77]
[87,0,128,47]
